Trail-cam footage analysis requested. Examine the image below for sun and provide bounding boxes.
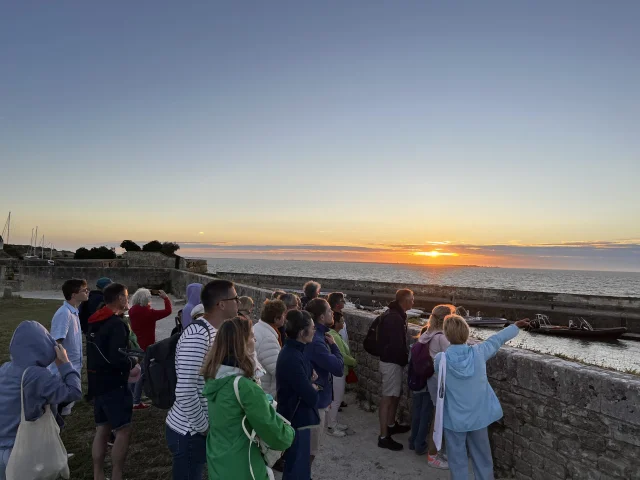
[414,250,458,257]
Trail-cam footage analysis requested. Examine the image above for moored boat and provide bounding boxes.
[527,314,627,341]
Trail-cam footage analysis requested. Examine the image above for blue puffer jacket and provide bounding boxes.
[304,324,344,409]
[276,339,320,429]
[434,324,520,432]
[0,321,82,448]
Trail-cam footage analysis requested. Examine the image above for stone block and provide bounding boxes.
[542,458,566,479]
[597,455,629,478]
[513,457,532,477]
[599,375,640,426]
[519,423,556,449]
[521,448,544,469]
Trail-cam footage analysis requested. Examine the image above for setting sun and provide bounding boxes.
[414,250,458,258]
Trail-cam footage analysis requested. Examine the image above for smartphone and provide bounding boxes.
[150,289,159,296]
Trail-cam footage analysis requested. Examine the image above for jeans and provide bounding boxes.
[129,362,145,405]
[408,391,433,454]
[165,425,207,480]
[283,429,310,480]
[0,448,11,480]
[444,427,494,480]
[327,374,346,428]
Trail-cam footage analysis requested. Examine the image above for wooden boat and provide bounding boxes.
[527,314,627,340]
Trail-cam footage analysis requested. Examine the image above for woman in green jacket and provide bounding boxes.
[201,316,295,480]
[327,312,357,436]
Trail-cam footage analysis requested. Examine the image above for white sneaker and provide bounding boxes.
[334,423,348,431]
[427,453,449,470]
[327,427,347,437]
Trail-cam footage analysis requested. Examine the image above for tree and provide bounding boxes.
[120,240,141,252]
[74,247,90,259]
[74,246,116,259]
[161,242,180,256]
[142,240,163,252]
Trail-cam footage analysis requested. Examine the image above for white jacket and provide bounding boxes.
[253,320,281,397]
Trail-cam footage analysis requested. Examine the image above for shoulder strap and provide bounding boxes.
[191,319,212,345]
[19,368,29,422]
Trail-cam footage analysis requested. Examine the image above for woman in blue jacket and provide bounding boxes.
[276,310,320,480]
[434,315,529,480]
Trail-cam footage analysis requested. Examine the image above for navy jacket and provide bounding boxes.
[304,323,344,409]
[379,301,409,367]
[276,339,320,429]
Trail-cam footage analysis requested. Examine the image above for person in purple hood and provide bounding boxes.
[0,321,82,479]
[182,283,203,328]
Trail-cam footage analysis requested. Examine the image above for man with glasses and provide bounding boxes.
[48,278,89,416]
[165,279,238,479]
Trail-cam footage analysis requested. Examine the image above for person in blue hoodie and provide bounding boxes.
[276,309,320,480]
[303,298,344,467]
[182,283,203,328]
[0,321,82,479]
[434,315,529,480]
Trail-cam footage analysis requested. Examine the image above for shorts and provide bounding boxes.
[310,407,327,456]
[380,361,403,397]
[94,385,133,431]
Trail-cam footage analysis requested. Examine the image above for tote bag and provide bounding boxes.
[432,353,447,451]
[6,369,70,480]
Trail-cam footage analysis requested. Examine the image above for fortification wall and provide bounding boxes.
[344,309,640,480]
[216,272,640,332]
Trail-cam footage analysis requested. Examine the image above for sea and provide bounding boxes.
[204,258,640,372]
[205,258,640,298]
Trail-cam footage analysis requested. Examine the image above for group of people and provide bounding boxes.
[0,274,528,480]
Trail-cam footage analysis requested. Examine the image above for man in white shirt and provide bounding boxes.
[165,279,238,480]
[49,278,89,416]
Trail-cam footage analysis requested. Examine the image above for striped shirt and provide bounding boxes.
[166,319,217,436]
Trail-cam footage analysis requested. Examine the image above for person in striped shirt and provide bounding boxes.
[165,280,239,480]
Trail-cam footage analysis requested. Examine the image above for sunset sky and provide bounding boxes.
[1,2,639,272]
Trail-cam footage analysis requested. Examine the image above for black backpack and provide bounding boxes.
[144,319,210,409]
[363,313,385,356]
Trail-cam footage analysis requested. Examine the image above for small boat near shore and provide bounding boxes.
[527,314,627,341]
[456,307,510,328]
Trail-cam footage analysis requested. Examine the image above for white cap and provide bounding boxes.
[191,304,205,319]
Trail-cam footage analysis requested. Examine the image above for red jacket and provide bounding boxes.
[128,297,172,351]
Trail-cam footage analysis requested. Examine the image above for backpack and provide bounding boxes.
[407,332,442,391]
[144,319,211,409]
[363,313,385,356]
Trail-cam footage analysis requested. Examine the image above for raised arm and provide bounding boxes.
[476,320,528,361]
[148,294,173,322]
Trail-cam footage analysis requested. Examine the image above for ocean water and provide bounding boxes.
[206,258,640,298]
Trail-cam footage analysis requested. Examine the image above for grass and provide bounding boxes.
[0,298,173,480]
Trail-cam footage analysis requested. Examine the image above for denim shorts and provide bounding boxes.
[94,385,133,430]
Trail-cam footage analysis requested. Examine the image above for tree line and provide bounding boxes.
[74,240,180,259]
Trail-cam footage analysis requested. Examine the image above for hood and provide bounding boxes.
[88,306,116,324]
[418,330,443,344]
[185,283,203,307]
[444,344,475,379]
[9,321,57,368]
[388,301,407,319]
[202,365,245,401]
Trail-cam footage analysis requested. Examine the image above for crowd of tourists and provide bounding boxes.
[0,276,529,480]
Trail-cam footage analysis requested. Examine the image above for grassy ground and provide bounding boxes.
[0,298,173,480]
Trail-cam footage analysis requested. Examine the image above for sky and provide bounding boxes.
[1,1,639,271]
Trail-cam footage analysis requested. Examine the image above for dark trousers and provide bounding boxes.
[408,391,434,455]
[283,428,311,480]
[165,425,207,480]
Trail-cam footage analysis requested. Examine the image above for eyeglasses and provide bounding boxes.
[220,296,240,303]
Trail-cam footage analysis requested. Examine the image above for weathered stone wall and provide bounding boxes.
[216,272,640,332]
[343,309,640,480]
[122,252,175,268]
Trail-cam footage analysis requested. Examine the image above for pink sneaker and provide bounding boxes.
[427,453,449,470]
[133,403,151,410]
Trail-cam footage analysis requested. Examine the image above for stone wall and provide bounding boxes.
[123,252,176,269]
[343,309,640,480]
[216,272,640,332]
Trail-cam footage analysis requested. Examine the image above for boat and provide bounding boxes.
[527,314,627,340]
[456,307,510,328]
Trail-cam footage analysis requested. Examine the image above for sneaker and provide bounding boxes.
[133,403,151,410]
[378,436,403,451]
[427,453,449,470]
[333,423,348,431]
[388,423,411,435]
[340,401,348,408]
[327,427,347,437]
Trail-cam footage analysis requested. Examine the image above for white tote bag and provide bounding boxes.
[432,353,447,451]
[6,369,70,480]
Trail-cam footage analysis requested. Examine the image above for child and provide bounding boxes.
[0,321,82,479]
[434,315,529,480]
